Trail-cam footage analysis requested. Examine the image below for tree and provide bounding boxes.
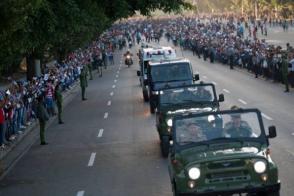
[1,0,192,79]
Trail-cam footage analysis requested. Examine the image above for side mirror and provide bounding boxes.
[268,126,277,139]
[137,70,141,77]
[193,74,200,81]
[218,94,225,102]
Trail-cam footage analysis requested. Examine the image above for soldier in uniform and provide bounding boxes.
[36,95,49,145]
[281,53,290,92]
[196,85,212,101]
[224,106,253,138]
[79,67,88,101]
[54,82,64,124]
[87,59,93,80]
[179,121,207,143]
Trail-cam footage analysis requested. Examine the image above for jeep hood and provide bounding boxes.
[164,106,217,116]
[152,80,193,91]
[179,146,265,165]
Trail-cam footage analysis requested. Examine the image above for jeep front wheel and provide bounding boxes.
[150,104,155,114]
[172,181,180,196]
[143,90,149,102]
[161,136,169,157]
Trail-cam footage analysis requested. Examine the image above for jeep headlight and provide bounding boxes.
[152,91,159,95]
[254,161,266,174]
[188,167,201,180]
[152,91,163,95]
[167,119,173,127]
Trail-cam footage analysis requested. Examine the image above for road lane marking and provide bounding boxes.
[203,76,207,79]
[286,150,294,157]
[211,81,217,85]
[87,153,96,167]
[261,113,273,121]
[110,92,114,96]
[114,79,117,83]
[112,85,116,89]
[98,129,104,137]
[107,100,111,106]
[116,75,119,78]
[238,99,247,105]
[117,71,119,74]
[223,89,231,94]
[77,191,85,196]
[104,112,109,119]
[291,133,294,136]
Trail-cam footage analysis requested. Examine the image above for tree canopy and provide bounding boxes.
[190,0,294,17]
[0,0,191,77]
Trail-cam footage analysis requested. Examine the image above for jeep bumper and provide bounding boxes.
[178,182,280,196]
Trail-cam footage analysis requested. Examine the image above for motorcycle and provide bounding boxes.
[125,55,133,67]
[128,41,133,48]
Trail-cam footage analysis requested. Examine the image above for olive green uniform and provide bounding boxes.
[55,86,63,123]
[80,69,88,100]
[224,121,252,138]
[87,63,93,80]
[36,101,49,144]
[282,56,289,92]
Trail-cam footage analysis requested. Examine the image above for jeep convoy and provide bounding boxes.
[136,44,280,196]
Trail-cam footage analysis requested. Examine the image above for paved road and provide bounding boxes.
[259,26,294,48]
[0,39,294,196]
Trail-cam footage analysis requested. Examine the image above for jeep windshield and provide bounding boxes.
[159,85,216,107]
[143,54,165,74]
[150,63,192,83]
[174,110,266,147]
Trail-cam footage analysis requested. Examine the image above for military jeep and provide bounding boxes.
[156,83,224,157]
[168,109,280,196]
[146,58,199,114]
[136,47,176,102]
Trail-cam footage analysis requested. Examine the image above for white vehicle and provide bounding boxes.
[137,47,177,102]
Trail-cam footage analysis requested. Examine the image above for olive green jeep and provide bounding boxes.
[168,109,280,196]
[156,83,224,157]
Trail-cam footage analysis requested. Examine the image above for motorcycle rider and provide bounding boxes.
[124,49,133,66]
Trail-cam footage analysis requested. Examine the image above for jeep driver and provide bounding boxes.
[178,121,207,143]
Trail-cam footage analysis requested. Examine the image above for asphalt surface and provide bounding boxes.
[0,37,294,196]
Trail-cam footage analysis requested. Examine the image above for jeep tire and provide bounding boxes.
[150,104,155,114]
[143,89,149,102]
[172,181,180,196]
[161,136,169,157]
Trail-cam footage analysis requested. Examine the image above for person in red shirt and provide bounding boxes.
[0,94,6,149]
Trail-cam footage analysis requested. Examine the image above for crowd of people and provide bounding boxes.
[0,28,127,149]
[164,16,294,91]
[119,15,294,92]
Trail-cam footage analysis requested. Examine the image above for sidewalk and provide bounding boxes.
[0,52,121,179]
[257,26,294,48]
[0,81,80,179]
